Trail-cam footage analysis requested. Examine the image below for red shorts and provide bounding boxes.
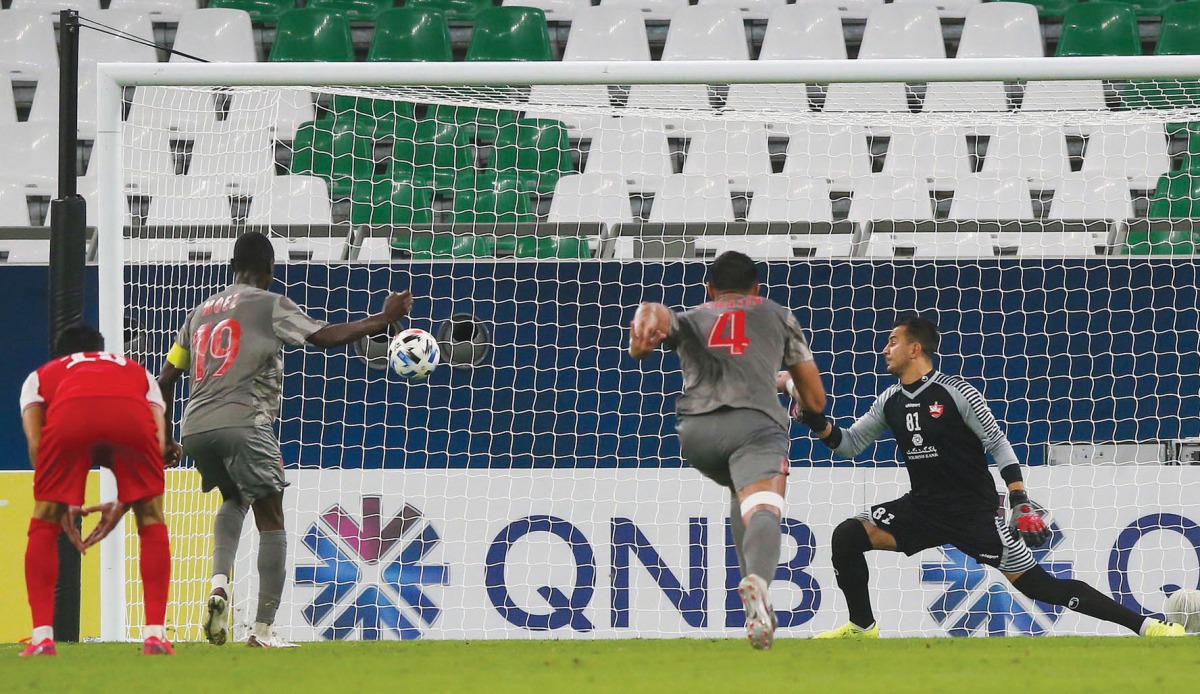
[34,397,164,505]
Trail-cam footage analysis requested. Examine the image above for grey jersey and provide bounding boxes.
[174,284,326,437]
[666,295,814,428]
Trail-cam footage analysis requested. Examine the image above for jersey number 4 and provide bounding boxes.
[707,310,751,355]
[192,319,242,383]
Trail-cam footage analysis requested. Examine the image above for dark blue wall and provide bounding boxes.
[2,261,1197,471]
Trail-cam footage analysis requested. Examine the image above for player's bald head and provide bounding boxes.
[232,231,275,286]
[708,251,759,294]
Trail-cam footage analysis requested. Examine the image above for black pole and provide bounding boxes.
[50,8,85,644]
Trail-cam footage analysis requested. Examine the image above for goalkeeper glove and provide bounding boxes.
[791,402,829,435]
[1007,490,1050,548]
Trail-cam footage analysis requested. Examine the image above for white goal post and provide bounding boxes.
[95,56,1200,642]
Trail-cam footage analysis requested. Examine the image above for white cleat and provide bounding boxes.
[203,588,228,646]
[738,574,777,651]
[247,623,300,648]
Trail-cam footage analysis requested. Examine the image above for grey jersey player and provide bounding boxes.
[158,232,413,648]
[629,250,826,650]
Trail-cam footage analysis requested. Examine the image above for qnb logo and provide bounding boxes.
[296,496,449,640]
[920,517,1072,636]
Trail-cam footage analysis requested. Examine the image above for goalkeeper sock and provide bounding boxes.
[741,510,781,582]
[212,499,248,580]
[255,530,287,626]
[24,518,60,633]
[831,518,876,629]
[1012,565,1145,634]
[729,493,748,579]
[138,523,171,629]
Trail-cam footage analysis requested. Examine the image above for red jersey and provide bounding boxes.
[20,352,164,416]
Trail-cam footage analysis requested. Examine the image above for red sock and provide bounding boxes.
[25,518,61,631]
[138,523,171,628]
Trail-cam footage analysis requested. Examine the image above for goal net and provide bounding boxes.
[99,59,1200,642]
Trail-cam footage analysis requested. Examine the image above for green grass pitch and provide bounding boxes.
[3,637,1198,693]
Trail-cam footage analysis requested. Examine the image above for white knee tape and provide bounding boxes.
[740,491,786,517]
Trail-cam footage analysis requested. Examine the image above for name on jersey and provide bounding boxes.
[905,402,921,409]
[201,293,241,316]
[907,445,940,460]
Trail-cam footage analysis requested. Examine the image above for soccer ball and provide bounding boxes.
[1164,589,1200,633]
[388,328,440,380]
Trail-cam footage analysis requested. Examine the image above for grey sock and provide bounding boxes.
[255,530,287,626]
[212,500,248,580]
[742,510,782,582]
[729,492,748,578]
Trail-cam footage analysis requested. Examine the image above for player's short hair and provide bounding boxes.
[55,322,104,355]
[231,231,275,278]
[708,251,759,292]
[894,315,939,357]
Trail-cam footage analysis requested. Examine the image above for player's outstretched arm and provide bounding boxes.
[629,302,673,360]
[307,291,413,348]
[782,362,826,414]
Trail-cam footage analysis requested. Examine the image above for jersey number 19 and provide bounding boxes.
[192,319,242,383]
[707,310,751,355]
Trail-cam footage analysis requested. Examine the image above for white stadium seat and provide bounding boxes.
[980,127,1070,188]
[696,0,785,20]
[0,75,16,126]
[949,174,1035,220]
[882,130,971,190]
[584,123,674,192]
[145,177,232,227]
[924,3,1043,114]
[661,7,750,61]
[188,128,277,195]
[1047,173,1133,220]
[502,0,591,21]
[1082,125,1171,190]
[170,9,258,63]
[122,127,178,196]
[649,174,734,223]
[599,0,688,21]
[0,183,32,227]
[107,0,199,23]
[892,0,981,20]
[228,89,315,142]
[826,5,945,114]
[28,67,100,139]
[547,173,635,226]
[0,12,58,82]
[747,175,833,223]
[0,123,58,195]
[562,7,650,61]
[682,126,772,185]
[79,11,158,66]
[247,176,333,225]
[848,175,935,222]
[8,0,101,14]
[524,86,612,136]
[783,125,871,189]
[127,86,219,135]
[793,0,883,21]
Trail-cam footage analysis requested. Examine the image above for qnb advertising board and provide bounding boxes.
[226,467,1200,641]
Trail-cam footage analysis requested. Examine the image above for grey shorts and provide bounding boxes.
[182,426,287,504]
[675,408,790,491]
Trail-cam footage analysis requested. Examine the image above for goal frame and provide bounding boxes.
[94,55,1200,641]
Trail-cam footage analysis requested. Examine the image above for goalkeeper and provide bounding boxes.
[790,315,1184,639]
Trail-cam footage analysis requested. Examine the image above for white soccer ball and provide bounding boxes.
[1164,589,1200,634]
[388,328,441,380]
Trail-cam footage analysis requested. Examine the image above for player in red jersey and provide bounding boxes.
[18,323,174,656]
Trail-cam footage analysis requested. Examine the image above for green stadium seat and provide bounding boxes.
[1157,1,1200,53]
[491,119,573,194]
[406,0,492,22]
[451,173,534,223]
[208,0,294,24]
[390,119,474,191]
[290,120,376,198]
[350,175,435,226]
[1008,0,1080,18]
[1056,3,1141,56]
[466,8,554,62]
[1148,171,1200,216]
[416,234,498,259]
[305,0,393,22]
[1100,0,1179,17]
[512,235,593,259]
[324,95,416,140]
[368,8,453,62]
[1126,229,1197,254]
[429,104,519,143]
[269,9,355,62]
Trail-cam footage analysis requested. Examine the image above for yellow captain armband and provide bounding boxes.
[166,343,191,370]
